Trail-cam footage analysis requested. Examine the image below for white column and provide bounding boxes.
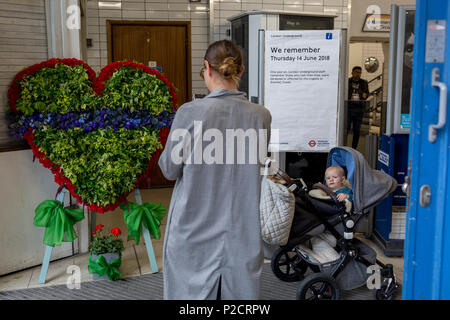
[45,0,82,59]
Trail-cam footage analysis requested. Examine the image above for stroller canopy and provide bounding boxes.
[327,147,397,213]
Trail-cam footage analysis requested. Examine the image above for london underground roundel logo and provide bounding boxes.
[308,140,317,147]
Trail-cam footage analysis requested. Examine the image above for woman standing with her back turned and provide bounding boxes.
[158,40,272,299]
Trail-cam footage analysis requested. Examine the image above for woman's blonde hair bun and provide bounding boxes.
[204,40,243,86]
[218,57,239,80]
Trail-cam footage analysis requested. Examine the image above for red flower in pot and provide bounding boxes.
[92,224,104,235]
[88,225,124,281]
[110,227,122,237]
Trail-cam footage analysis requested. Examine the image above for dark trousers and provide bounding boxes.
[347,103,364,149]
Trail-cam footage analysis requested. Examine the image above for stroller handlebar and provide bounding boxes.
[267,160,348,214]
[267,161,307,192]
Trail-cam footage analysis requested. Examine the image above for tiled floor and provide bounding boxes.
[0,187,404,294]
[0,187,171,292]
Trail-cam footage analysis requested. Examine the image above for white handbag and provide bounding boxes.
[260,159,295,246]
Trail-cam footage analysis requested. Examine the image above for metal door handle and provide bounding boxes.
[429,68,448,143]
[402,175,410,196]
[419,185,431,207]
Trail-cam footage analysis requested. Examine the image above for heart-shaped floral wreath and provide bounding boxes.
[8,58,177,213]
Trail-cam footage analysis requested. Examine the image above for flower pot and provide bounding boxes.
[90,252,121,280]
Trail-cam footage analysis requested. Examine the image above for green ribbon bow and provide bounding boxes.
[88,254,122,281]
[120,201,166,245]
[33,200,85,247]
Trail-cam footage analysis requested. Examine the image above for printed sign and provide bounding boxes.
[425,20,446,63]
[264,30,341,152]
[378,150,390,167]
[363,14,391,32]
[401,114,411,129]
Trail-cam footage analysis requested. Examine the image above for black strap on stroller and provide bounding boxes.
[269,164,400,300]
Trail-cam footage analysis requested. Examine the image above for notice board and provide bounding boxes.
[264,30,341,152]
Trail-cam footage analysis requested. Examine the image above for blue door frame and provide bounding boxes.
[403,0,450,299]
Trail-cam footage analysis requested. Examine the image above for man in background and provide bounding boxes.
[347,66,369,149]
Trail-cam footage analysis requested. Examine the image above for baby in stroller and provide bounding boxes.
[324,165,353,202]
[269,147,400,300]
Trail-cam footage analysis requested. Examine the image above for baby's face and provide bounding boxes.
[325,168,346,191]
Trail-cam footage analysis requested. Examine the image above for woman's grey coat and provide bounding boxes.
[158,89,272,299]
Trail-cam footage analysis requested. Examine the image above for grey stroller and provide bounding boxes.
[270,146,400,300]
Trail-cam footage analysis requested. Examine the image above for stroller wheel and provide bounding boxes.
[271,247,307,282]
[374,283,399,300]
[296,273,341,300]
[374,285,393,300]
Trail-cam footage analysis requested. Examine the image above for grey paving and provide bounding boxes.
[0,263,401,300]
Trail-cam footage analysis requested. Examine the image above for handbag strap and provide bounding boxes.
[274,167,293,185]
[264,158,297,191]
[263,158,271,181]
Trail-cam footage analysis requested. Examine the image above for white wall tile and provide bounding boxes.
[219,2,241,11]
[122,10,146,19]
[190,4,209,12]
[191,11,208,19]
[324,0,341,6]
[303,5,324,12]
[191,57,204,66]
[284,4,304,11]
[192,26,208,35]
[191,41,208,51]
[99,9,122,18]
[191,18,208,27]
[146,3,168,10]
[88,33,101,42]
[262,3,281,10]
[168,11,190,20]
[98,17,112,27]
[87,17,100,25]
[87,49,101,58]
[87,24,100,34]
[192,34,207,43]
[324,6,342,14]
[284,0,303,4]
[87,8,99,18]
[145,10,169,19]
[334,20,343,28]
[263,0,284,4]
[88,57,101,65]
[167,3,191,11]
[122,2,146,10]
[241,0,263,4]
[192,68,204,77]
[242,3,262,10]
[219,10,241,19]
[87,1,100,9]
[304,0,323,5]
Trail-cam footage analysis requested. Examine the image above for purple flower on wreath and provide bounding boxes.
[8,108,176,138]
